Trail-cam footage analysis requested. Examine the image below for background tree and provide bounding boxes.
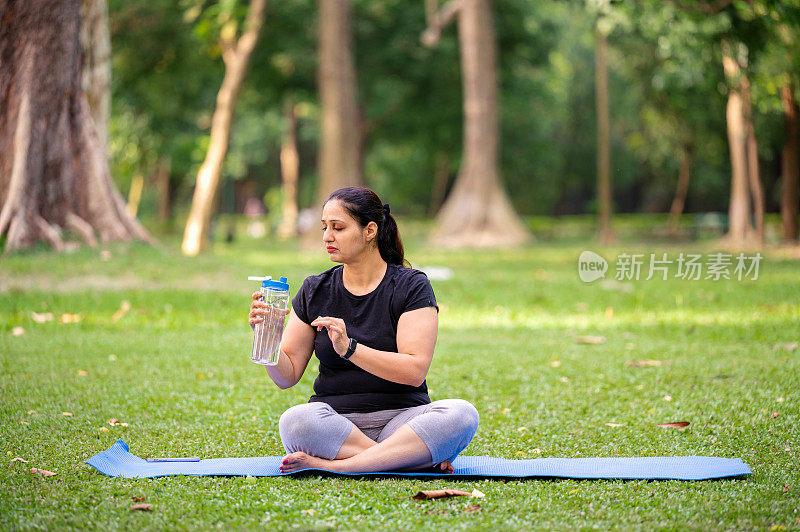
[317,0,362,198]
[182,0,267,256]
[0,0,150,252]
[422,0,529,247]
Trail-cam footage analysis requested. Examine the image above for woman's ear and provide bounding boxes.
[364,221,378,243]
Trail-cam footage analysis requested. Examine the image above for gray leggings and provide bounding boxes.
[278,399,479,465]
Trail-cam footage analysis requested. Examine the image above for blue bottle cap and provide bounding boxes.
[262,276,289,291]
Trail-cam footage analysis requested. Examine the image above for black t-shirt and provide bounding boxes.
[291,263,439,414]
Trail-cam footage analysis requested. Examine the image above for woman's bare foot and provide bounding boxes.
[399,459,454,474]
[436,459,454,474]
[279,452,454,474]
[280,452,342,473]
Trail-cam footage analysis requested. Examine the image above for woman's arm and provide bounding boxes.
[310,306,437,387]
[266,310,316,389]
[250,293,315,389]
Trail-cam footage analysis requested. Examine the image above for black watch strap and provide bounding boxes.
[342,338,358,359]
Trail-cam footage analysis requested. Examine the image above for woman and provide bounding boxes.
[249,187,479,474]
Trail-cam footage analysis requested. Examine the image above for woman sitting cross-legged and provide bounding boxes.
[249,186,479,474]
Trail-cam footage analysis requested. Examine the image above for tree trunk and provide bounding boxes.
[80,0,110,154]
[0,0,151,252]
[181,0,266,256]
[126,174,144,217]
[722,47,755,246]
[595,27,613,244]
[156,156,172,222]
[428,0,529,247]
[667,144,692,237]
[277,99,299,240]
[428,151,450,216]
[781,84,799,245]
[317,0,362,200]
[741,75,765,244]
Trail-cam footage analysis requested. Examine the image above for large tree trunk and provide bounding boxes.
[0,0,151,252]
[317,0,362,199]
[181,0,266,256]
[80,0,110,154]
[425,0,529,247]
[781,83,799,245]
[595,26,613,244]
[277,100,299,240]
[722,47,756,246]
[667,144,692,237]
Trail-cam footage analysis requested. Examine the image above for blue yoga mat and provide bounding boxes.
[87,440,750,480]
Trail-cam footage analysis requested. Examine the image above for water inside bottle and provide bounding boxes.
[251,296,287,365]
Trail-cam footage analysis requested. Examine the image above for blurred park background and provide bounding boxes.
[3,2,800,529]
[1,0,799,252]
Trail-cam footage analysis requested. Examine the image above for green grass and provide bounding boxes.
[1,222,799,530]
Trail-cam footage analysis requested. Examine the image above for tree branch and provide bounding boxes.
[421,0,462,48]
[666,0,747,15]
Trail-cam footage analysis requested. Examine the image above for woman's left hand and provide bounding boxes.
[310,316,350,356]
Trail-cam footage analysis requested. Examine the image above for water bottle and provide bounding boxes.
[248,275,290,366]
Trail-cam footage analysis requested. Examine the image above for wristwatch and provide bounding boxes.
[342,338,358,360]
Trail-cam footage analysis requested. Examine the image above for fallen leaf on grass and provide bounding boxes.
[10,457,29,468]
[77,370,88,376]
[301,509,316,516]
[62,412,73,417]
[463,504,482,513]
[99,427,109,432]
[784,485,790,493]
[413,489,472,500]
[107,418,126,426]
[470,489,485,498]
[111,301,132,323]
[625,360,672,367]
[576,335,605,344]
[30,468,56,477]
[656,422,690,430]
[770,412,779,419]
[130,503,152,511]
[60,313,83,324]
[132,496,146,502]
[12,327,25,336]
[30,312,54,323]
[773,342,798,352]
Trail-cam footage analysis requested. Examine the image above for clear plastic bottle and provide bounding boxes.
[249,276,290,366]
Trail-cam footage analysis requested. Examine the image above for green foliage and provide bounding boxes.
[106,0,800,222]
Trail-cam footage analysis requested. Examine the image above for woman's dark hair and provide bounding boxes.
[326,187,409,267]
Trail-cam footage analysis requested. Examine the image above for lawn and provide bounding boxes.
[1,220,799,530]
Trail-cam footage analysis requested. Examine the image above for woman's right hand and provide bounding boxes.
[249,292,290,330]
[249,291,268,330]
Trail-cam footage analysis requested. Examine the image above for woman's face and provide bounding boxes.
[321,200,377,263]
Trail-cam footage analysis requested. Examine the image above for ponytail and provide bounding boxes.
[325,187,409,267]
